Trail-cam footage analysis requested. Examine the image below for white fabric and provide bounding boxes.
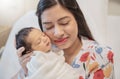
[25,51,78,79]
[0,10,39,79]
[0,46,4,57]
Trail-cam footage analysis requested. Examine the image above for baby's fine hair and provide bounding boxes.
[16,27,34,56]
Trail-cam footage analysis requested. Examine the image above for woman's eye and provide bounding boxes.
[46,26,54,30]
[59,20,70,26]
[61,22,69,25]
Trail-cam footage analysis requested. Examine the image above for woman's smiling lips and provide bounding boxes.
[54,37,68,45]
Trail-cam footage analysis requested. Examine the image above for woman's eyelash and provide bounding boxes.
[46,26,54,30]
[61,22,69,25]
[60,20,70,25]
[45,21,69,30]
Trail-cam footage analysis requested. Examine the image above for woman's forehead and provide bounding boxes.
[41,4,72,22]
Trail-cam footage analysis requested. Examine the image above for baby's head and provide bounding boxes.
[16,27,51,55]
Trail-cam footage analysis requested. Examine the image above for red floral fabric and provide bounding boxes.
[107,51,114,63]
[79,76,84,79]
[71,39,114,79]
[80,52,90,62]
[93,69,104,79]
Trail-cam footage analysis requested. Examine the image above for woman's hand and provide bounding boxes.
[17,47,32,76]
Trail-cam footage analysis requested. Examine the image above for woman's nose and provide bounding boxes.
[53,26,64,38]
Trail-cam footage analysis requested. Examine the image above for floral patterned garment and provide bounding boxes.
[71,38,114,79]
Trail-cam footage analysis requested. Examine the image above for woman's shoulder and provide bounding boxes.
[81,37,114,59]
[82,37,112,51]
[80,37,114,64]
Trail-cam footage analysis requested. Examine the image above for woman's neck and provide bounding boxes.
[64,38,82,64]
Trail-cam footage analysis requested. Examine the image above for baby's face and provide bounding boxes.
[26,28,51,52]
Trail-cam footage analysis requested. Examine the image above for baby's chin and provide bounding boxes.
[44,47,51,53]
[46,49,51,53]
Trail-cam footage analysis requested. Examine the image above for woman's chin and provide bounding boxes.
[56,44,70,50]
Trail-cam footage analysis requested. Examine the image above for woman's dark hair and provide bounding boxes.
[36,0,94,40]
[16,27,34,56]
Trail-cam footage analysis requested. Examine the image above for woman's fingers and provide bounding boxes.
[17,47,25,57]
[18,52,32,74]
[16,47,33,75]
[19,52,32,64]
[21,56,31,65]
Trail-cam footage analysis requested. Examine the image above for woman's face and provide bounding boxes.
[26,29,51,52]
[41,4,78,49]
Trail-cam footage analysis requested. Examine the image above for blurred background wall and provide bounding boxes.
[108,0,120,79]
[109,0,120,15]
[0,0,39,48]
[0,0,39,27]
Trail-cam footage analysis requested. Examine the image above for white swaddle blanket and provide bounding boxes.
[25,51,79,79]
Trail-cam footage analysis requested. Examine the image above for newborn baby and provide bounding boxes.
[16,27,79,79]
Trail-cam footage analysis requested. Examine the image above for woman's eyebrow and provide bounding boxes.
[58,16,70,22]
[42,22,52,25]
[42,16,70,24]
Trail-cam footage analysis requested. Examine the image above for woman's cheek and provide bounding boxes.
[45,31,54,40]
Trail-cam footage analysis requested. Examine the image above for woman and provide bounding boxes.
[13,0,114,79]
